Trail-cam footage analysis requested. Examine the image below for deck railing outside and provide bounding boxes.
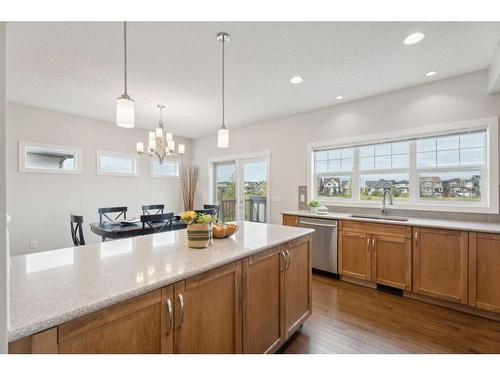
[218,197,267,223]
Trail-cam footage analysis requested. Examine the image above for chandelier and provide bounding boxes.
[136,104,185,164]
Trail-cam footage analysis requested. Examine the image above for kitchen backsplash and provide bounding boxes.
[297,185,500,223]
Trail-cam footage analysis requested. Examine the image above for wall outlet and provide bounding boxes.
[300,194,305,202]
[29,240,38,249]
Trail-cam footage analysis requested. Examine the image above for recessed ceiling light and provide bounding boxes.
[290,76,303,84]
[425,70,438,77]
[404,32,425,45]
[335,95,344,100]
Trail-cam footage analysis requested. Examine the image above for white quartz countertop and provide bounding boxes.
[282,210,500,234]
[8,221,313,342]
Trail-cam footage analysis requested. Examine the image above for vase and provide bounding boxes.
[187,223,213,248]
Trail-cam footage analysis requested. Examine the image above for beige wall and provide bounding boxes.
[192,70,500,225]
[6,103,192,255]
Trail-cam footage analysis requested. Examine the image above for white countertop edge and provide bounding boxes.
[8,228,313,342]
[282,210,500,234]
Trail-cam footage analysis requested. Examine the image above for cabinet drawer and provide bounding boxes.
[341,220,411,238]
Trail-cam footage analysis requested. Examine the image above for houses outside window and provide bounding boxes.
[309,118,498,213]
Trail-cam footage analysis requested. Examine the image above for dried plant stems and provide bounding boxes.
[181,165,199,211]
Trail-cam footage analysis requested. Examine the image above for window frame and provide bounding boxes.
[19,141,83,175]
[307,117,499,214]
[96,150,140,177]
[149,157,181,179]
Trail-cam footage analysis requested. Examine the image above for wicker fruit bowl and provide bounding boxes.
[212,223,239,239]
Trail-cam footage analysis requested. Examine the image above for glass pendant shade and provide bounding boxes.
[136,142,144,153]
[218,127,229,148]
[166,132,173,142]
[148,131,156,151]
[116,97,135,128]
[167,140,175,151]
[178,144,185,154]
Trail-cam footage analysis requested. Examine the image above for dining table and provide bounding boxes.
[90,217,186,241]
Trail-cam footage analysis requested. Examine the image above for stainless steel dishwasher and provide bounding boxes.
[299,216,338,275]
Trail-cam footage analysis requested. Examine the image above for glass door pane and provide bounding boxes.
[214,162,237,222]
[241,159,268,223]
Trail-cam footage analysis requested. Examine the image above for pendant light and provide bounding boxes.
[217,32,230,148]
[116,21,135,128]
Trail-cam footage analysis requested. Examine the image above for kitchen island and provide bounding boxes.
[8,221,313,354]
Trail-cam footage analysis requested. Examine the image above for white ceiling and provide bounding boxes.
[7,22,500,139]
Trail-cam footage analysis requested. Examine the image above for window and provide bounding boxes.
[97,151,139,176]
[309,118,498,213]
[416,132,485,202]
[19,142,82,174]
[314,148,353,199]
[150,159,180,178]
[359,141,409,201]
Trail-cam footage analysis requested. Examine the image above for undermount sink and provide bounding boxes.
[349,213,409,222]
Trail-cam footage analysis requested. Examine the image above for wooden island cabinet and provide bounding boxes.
[9,235,312,354]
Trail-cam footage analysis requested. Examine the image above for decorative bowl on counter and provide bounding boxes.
[213,223,239,239]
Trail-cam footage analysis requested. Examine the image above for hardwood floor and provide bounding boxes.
[282,274,500,354]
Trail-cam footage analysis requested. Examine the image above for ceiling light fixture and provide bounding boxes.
[425,70,438,77]
[116,21,135,128]
[335,95,344,100]
[404,32,425,45]
[217,32,230,148]
[136,104,185,164]
[290,76,303,84]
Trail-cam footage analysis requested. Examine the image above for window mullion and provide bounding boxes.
[352,148,360,202]
[409,140,418,203]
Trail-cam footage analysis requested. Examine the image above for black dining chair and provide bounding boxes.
[195,208,217,217]
[98,206,127,226]
[203,204,220,219]
[70,214,85,246]
[142,204,164,215]
[140,213,174,235]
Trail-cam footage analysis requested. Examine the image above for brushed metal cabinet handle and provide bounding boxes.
[367,237,371,252]
[285,250,291,270]
[372,238,375,249]
[178,293,185,328]
[166,298,173,334]
[280,251,286,271]
[415,231,419,246]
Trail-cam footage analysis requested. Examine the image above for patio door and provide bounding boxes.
[212,153,269,223]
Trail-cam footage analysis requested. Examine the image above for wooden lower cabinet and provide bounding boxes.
[339,230,371,281]
[283,236,312,339]
[174,262,242,354]
[413,227,468,304]
[372,234,412,291]
[282,214,299,227]
[339,221,411,290]
[58,290,163,354]
[469,232,500,313]
[242,246,284,353]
